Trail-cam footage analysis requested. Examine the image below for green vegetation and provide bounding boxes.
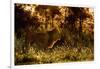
[15,4,94,65]
[15,29,94,65]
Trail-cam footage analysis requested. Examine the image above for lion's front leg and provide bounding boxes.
[47,38,60,48]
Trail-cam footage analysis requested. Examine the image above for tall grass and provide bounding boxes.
[15,30,94,65]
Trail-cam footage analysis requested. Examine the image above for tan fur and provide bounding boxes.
[25,27,61,49]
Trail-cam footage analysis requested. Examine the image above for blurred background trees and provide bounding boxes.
[15,4,94,50]
[15,4,94,47]
[15,4,94,65]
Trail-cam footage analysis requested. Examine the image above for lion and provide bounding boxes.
[24,26,61,52]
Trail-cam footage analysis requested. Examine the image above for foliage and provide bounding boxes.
[15,4,94,65]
